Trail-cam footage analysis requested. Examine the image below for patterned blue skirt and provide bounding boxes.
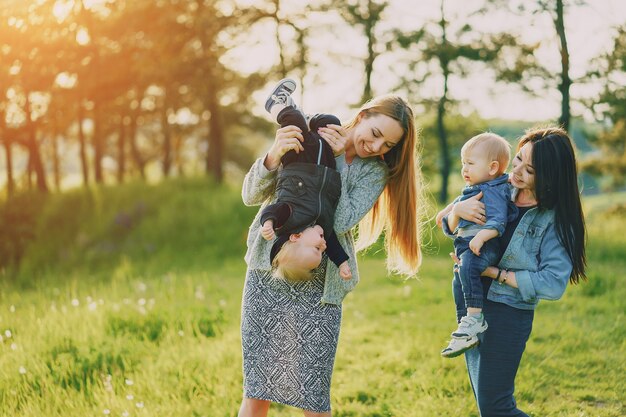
[241,260,342,412]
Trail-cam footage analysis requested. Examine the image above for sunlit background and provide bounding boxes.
[1,3,626,416]
[1,0,625,197]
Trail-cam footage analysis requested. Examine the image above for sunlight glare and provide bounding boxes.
[53,0,75,23]
[55,72,77,89]
[76,27,90,45]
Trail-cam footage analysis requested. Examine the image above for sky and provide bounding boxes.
[229,0,626,123]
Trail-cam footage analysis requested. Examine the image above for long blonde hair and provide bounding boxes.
[344,94,425,276]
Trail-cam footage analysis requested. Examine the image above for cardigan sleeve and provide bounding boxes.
[333,156,387,235]
[241,156,278,206]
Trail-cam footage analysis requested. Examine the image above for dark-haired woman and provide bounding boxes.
[438,127,587,416]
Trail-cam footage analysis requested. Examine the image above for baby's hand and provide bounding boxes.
[339,261,352,280]
[469,236,484,256]
[261,220,275,241]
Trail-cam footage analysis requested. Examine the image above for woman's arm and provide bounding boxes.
[512,223,572,301]
[445,192,486,231]
[482,223,572,300]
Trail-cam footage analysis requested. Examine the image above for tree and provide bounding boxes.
[337,0,389,103]
[486,0,582,132]
[392,0,512,202]
[584,25,626,189]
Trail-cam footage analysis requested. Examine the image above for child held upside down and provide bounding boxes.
[259,78,352,282]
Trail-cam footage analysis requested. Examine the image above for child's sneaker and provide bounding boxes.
[264,78,297,113]
[441,314,488,358]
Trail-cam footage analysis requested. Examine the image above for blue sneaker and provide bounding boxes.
[441,315,488,358]
[264,78,297,113]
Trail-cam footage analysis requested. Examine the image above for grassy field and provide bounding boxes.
[0,179,624,416]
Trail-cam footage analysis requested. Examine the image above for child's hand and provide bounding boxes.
[469,236,484,256]
[339,261,352,280]
[261,220,275,241]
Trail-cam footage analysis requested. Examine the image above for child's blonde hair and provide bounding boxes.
[461,133,511,176]
[271,240,314,282]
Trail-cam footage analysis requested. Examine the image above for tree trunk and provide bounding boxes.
[273,0,287,77]
[117,116,126,184]
[362,17,375,102]
[128,110,146,180]
[555,0,571,131]
[51,118,62,191]
[205,81,224,182]
[1,136,15,197]
[93,100,103,183]
[437,81,450,204]
[77,100,90,186]
[161,93,172,177]
[437,0,450,203]
[0,114,15,196]
[25,93,48,193]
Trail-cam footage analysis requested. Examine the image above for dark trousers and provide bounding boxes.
[453,236,501,310]
[277,107,340,167]
[462,297,534,417]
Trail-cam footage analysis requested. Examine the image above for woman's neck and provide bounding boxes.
[516,189,538,207]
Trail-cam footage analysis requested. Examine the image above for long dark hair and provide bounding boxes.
[519,127,587,283]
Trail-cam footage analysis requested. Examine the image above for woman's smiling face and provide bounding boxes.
[351,113,404,158]
[510,142,535,192]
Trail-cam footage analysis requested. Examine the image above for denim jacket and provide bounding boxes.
[455,174,518,237]
[443,191,573,310]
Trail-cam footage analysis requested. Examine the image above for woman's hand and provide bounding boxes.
[451,192,486,225]
[448,253,498,280]
[264,125,304,170]
[317,124,348,156]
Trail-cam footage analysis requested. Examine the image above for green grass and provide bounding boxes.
[0,181,624,416]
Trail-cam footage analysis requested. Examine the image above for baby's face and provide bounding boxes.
[293,225,327,270]
[461,147,495,186]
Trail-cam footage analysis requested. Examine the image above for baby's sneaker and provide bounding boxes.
[264,78,297,113]
[441,314,488,358]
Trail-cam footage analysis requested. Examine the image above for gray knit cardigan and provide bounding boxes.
[242,153,388,305]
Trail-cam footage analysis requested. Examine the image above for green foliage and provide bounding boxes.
[0,181,624,416]
[0,191,48,269]
[4,177,257,283]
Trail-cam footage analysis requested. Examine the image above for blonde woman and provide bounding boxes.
[239,94,426,416]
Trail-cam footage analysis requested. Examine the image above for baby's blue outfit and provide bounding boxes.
[446,174,518,310]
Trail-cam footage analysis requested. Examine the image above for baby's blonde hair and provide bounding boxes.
[461,132,511,176]
[271,240,314,282]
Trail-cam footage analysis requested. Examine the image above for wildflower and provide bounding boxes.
[88,302,98,311]
[122,412,129,417]
[103,409,110,415]
[18,366,26,374]
[178,330,184,337]
[138,298,146,306]
[126,394,134,400]
[195,287,205,300]
[71,299,80,307]
[10,343,17,350]
[135,402,144,409]
[125,379,134,386]
[5,329,11,338]
[9,305,15,313]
